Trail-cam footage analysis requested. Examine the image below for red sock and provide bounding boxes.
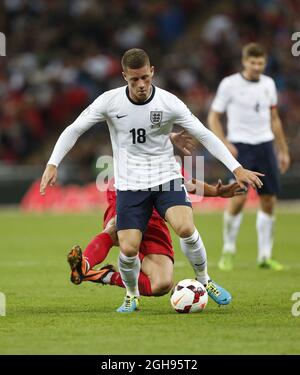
[110,271,153,296]
[83,232,113,269]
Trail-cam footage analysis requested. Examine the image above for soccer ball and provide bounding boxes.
[170,279,208,313]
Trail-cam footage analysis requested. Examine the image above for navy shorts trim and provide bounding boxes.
[116,179,192,232]
[233,141,280,195]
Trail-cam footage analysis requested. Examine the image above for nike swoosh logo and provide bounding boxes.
[116,114,128,119]
[173,295,184,306]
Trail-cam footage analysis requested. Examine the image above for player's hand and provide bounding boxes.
[277,151,290,174]
[225,141,238,158]
[169,130,198,156]
[215,179,246,198]
[40,164,58,195]
[104,217,119,246]
[233,166,264,190]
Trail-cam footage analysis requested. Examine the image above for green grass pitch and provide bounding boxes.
[0,209,300,354]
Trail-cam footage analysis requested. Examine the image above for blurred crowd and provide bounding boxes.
[0,0,299,181]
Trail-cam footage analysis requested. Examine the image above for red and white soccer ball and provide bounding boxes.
[170,279,208,313]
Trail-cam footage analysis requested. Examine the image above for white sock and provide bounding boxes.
[101,270,114,285]
[180,228,209,286]
[84,258,90,274]
[223,211,243,253]
[118,252,140,297]
[256,210,275,262]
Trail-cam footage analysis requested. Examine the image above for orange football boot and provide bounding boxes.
[67,245,88,285]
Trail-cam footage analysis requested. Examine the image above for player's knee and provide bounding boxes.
[119,243,139,257]
[260,196,276,215]
[176,224,194,238]
[152,278,174,296]
[229,195,247,215]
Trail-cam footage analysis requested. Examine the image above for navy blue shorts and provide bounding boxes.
[116,178,192,232]
[233,141,280,196]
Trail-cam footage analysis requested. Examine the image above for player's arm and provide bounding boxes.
[185,179,244,197]
[207,78,238,157]
[207,110,238,157]
[173,98,264,190]
[271,107,290,174]
[40,95,107,195]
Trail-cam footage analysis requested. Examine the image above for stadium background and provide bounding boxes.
[0,0,300,356]
[1,0,300,205]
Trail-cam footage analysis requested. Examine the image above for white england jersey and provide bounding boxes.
[211,73,277,145]
[48,85,240,190]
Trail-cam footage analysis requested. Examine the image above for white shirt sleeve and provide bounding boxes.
[269,78,278,107]
[47,93,108,167]
[211,78,231,113]
[172,97,241,173]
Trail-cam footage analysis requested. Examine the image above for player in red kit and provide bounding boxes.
[68,176,243,299]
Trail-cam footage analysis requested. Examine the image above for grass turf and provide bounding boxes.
[0,210,299,354]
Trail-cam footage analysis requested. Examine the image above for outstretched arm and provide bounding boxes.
[185,178,245,197]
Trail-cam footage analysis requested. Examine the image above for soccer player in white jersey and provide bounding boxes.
[40,48,263,313]
[208,43,290,271]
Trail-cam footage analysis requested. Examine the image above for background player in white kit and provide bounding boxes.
[40,48,263,313]
[208,43,290,271]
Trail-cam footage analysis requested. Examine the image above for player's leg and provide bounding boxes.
[157,180,209,286]
[84,215,175,296]
[165,205,209,285]
[218,194,247,271]
[165,205,231,304]
[115,190,152,312]
[155,179,231,305]
[80,222,151,296]
[141,254,173,296]
[135,216,174,296]
[257,194,282,270]
[84,263,154,296]
[255,141,282,270]
[67,209,117,284]
[219,142,254,271]
[83,217,118,269]
[116,229,142,312]
[83,254,173,297]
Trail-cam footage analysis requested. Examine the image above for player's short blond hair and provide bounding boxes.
[242,43,267,59]
[121,48,150,70]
